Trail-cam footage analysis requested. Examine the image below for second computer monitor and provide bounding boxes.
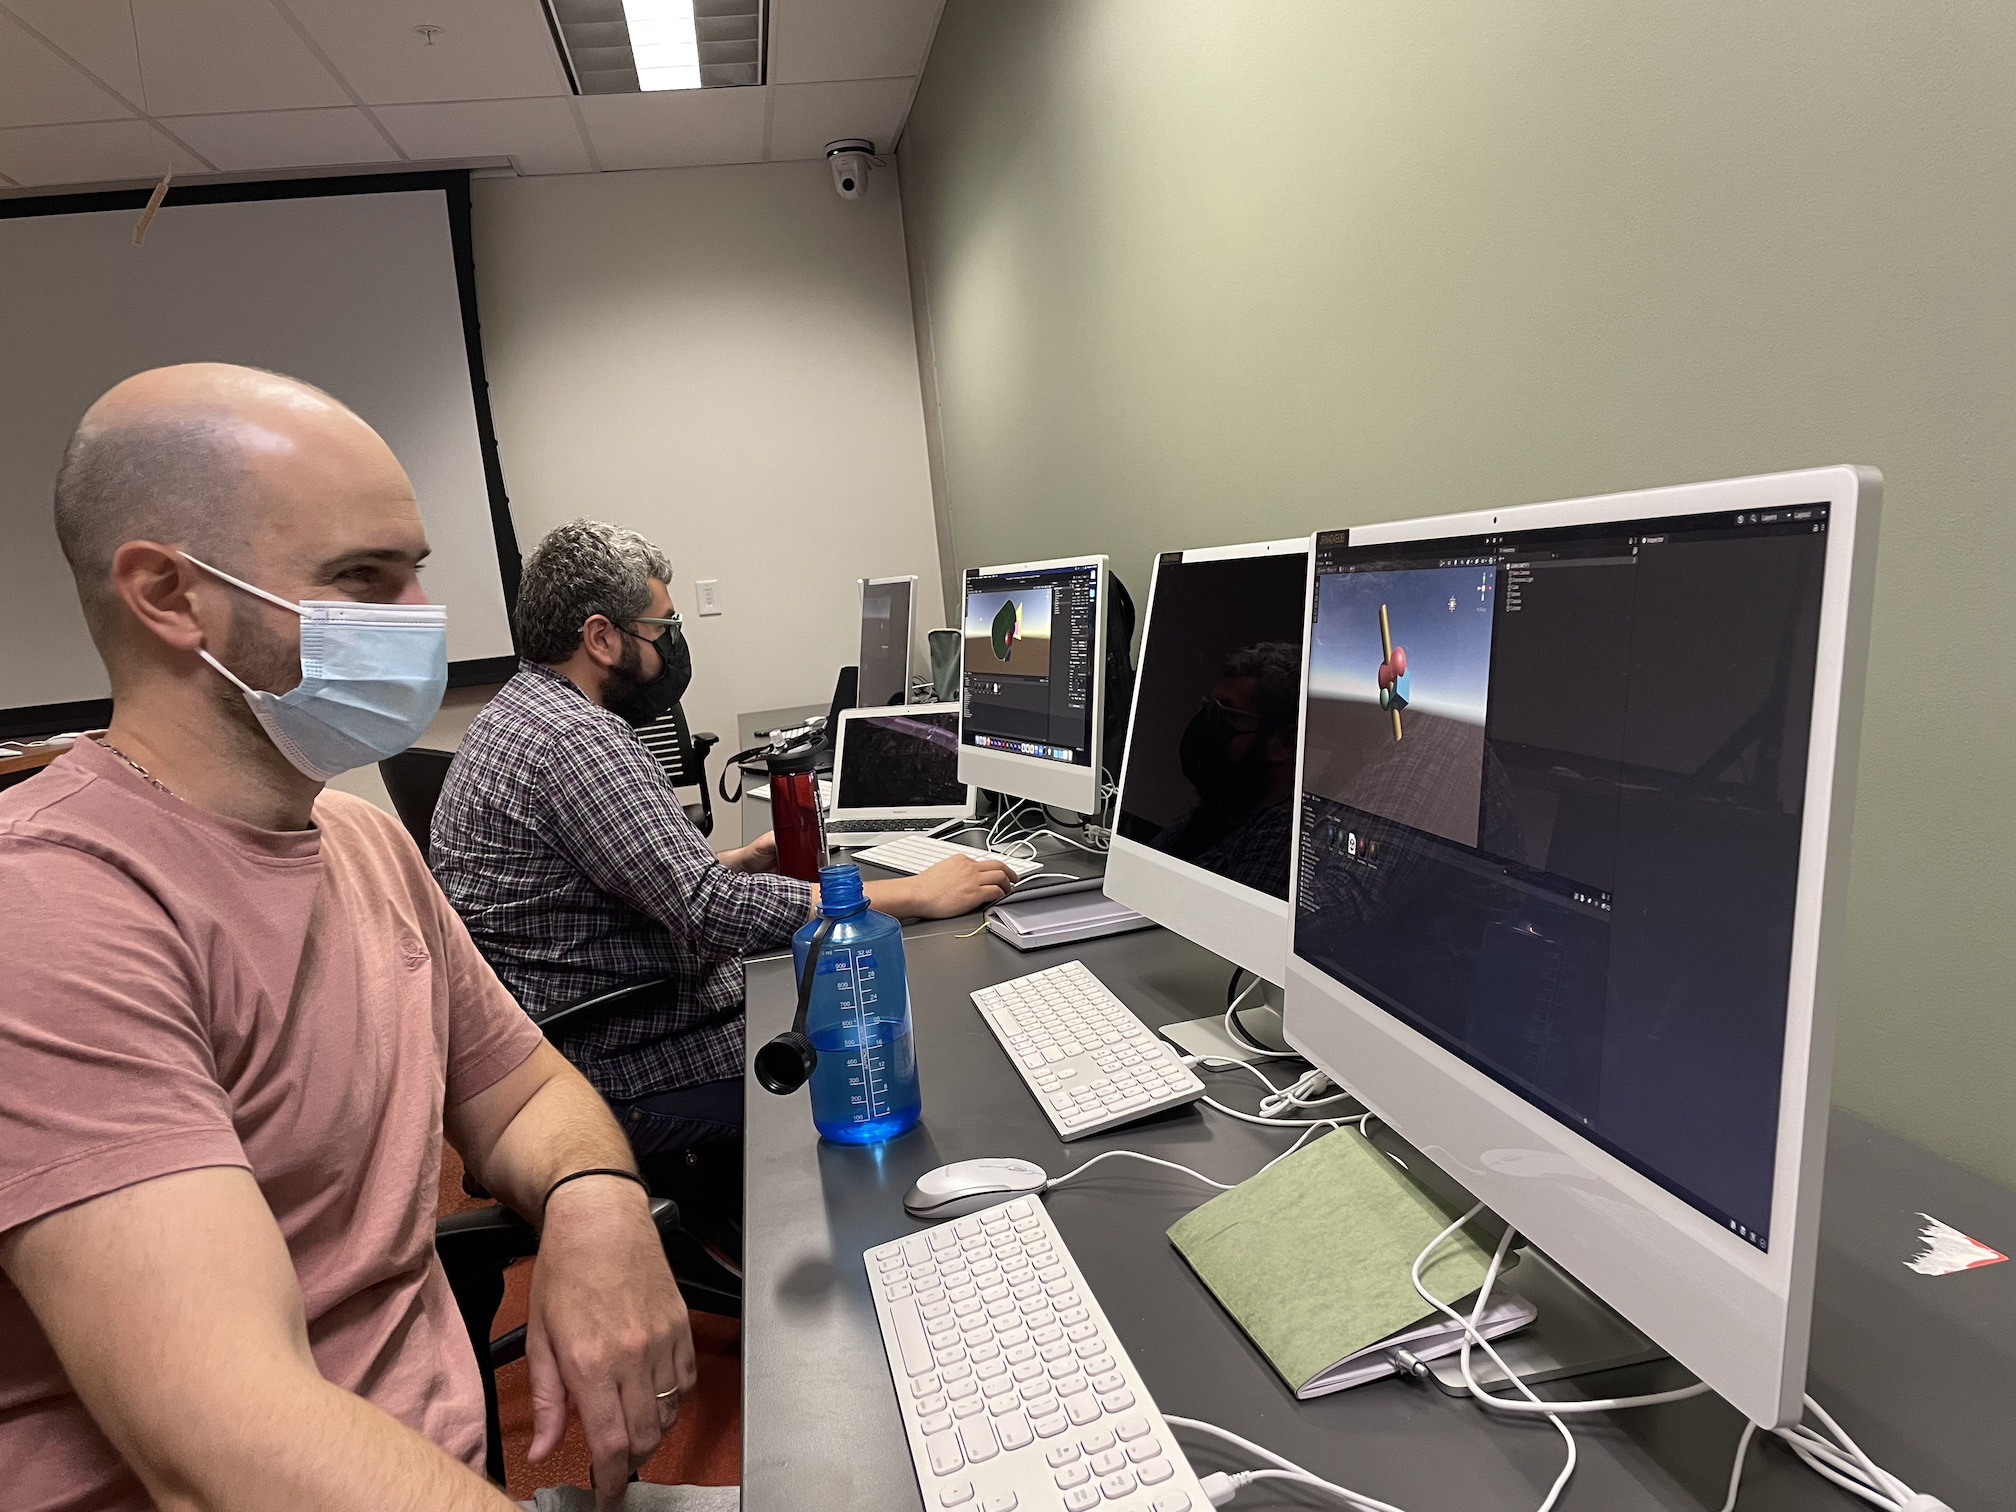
[1106,539,1310,985]
[957,554,1110,814]
[857,576,917,708]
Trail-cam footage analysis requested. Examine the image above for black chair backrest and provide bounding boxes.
[379,747,454,856]
[636,702,705,786]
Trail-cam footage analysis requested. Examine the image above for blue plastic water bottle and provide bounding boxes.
[789,863,922,1144]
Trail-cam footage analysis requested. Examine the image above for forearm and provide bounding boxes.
[467,1058,639,1221]
[863,876,926,920]
[137,1369,515,1512]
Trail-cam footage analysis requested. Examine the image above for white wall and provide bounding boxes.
[461,160,944,830]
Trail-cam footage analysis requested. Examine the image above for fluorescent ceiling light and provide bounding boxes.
[622,0,702,91]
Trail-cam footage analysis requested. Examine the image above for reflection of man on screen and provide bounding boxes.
[1152,642,1300,900]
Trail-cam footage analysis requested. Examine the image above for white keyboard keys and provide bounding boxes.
[870,1200,1209,1512]
[852,833,1046,881]
[971,961,1205,1140]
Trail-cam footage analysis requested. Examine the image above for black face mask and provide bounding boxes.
[606,624,693,728]
[1179,703,1274,809]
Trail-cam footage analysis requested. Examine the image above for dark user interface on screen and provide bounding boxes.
[1116,551,1309,901]
[838,710,966,810]
[962,563,1100,767]
[1295,505,1831,1249]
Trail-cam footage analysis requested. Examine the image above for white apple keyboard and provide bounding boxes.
[853,833,1047,882]
[971,961,1204,1140]
[868,1195,1209,1512]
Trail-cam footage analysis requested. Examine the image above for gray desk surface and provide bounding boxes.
[740,914,2012,1511]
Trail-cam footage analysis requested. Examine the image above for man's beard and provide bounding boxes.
[601,635,659,727]
[207,594,304,748]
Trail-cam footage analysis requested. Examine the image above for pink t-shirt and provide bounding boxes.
[0,738,544,1512]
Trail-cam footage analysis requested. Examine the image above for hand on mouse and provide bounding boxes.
[865,854,1019,921]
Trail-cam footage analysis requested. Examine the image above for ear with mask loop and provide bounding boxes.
[755,915,835,1094]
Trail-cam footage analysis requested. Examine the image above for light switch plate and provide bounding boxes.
[694,579,722,616]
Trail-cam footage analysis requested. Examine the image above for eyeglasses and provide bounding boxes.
[631,613,683,631]
[1201,693,1264,733]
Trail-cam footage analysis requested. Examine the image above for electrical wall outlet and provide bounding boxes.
[694,579,722,616]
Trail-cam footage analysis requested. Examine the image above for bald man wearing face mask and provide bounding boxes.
[0,365,690,1512]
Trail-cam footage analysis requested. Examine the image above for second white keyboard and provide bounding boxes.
[868,1195,1211,1512]
[854,833,1047,882]
[972,961,1204,1140]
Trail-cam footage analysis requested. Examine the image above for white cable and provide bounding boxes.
[1406,1205,1578,1509]
[1717,1419,1759,1512]
[1167,1415,1409,1512]
[1420,1215,1712,1416]
[1200,1094,1352,1130]
[1184,1054,1289,1098]
[1043,1148,1234,1193]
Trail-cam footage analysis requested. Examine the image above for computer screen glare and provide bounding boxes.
[858,578,915,708]
[837,710,966,810]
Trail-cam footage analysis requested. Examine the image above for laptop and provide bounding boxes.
[826,702,977,846]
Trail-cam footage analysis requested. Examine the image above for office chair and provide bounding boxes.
[634,705,718,837]
[534,978,743,1317]
[379,746,455,855]
[457,978,744,1318]
[436,1196,680,1487]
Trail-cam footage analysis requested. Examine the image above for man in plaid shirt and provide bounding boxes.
[433,520,1014,1159]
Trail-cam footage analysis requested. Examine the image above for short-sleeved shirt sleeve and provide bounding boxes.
[0,839,250,1236]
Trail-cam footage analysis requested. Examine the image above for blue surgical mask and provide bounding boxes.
[184,554,448,782]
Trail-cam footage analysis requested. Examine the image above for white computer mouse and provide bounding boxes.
[903,1157,1050,1220]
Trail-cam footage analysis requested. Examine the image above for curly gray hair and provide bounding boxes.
[515,519,673,664]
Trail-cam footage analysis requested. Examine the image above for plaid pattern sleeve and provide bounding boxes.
[431,663,814,1101]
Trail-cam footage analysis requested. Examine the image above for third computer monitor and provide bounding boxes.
[1285,466,1879,1427]
[857,575,917,708]
[1106,539,1310,986]
[957,555,1110,814]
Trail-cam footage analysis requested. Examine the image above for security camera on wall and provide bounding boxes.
[827,139,875,200]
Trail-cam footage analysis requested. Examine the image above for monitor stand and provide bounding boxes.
[1419,1245,1666,1393]
[1160,979,1294,1063]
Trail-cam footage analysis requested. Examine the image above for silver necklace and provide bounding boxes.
[93,735,171,794]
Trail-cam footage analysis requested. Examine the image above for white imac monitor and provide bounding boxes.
[1285,466,1878,1428]
[858,576,918,708]
[957,555,1110,814]
[1106,539,1309,986]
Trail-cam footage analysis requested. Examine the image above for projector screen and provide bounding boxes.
[0,172,519,737]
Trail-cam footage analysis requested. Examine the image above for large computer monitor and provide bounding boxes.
[958,554,1111,813]
[1285,466,1878,1428]
[857,575,917,708]
[1107,539,1309,986]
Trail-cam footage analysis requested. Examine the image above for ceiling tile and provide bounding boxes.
[4,0,145,103]
[160,107,398,173]
[282,0,570,106]
[767,0,941,86]
[130,0,349,116]
[377,97,591,175]
[0,119,206,186]
[767,77,914,162]
[0,10,135,126]
[577,86,766,172]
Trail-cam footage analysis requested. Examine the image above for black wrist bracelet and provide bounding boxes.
[541,1166,650,1216]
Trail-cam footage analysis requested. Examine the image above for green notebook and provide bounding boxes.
[1168,1130,1533,1398]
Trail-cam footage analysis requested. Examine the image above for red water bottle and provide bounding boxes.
[766,744,828,884]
